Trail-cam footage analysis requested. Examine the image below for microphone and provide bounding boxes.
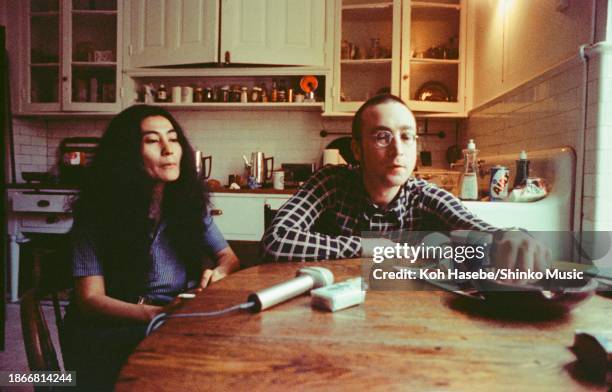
[247,267,334,312]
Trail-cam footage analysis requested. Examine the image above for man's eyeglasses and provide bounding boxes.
[371,130,418,148]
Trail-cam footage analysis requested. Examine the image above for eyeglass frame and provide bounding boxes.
[368,129,419,149]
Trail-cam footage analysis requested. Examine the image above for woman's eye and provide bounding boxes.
[169,138,179,143]
[144,138,159,144]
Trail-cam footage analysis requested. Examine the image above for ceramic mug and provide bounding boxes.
[272,170,285,190]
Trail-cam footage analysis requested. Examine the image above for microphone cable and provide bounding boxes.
[145,301,256,336]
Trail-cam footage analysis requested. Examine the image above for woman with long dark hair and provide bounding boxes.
[61,105,239,390]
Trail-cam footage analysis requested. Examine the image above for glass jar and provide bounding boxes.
[193,87,204,102]
[204,87,213,102]
[251,86,262,102]
[368,38,381,59]
[240,87,248,103]
[220,86,230,102]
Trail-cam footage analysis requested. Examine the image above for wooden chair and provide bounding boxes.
[20,287,64,371]
[20,247,71,372]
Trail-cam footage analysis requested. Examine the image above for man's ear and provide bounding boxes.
[351,138,361,163]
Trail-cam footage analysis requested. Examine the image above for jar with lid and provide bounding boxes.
[193,87,204,102]
[260,83,268,102]
[240,86,248,103]
[204,87,213,102]
[251,86,262,102]
[156,84,168,102]
[230,85,241,102]
[220,85,230,102]
[278,80,286,102]
[368,38,381,59]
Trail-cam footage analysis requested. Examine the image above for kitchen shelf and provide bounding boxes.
[411,1,460,10]
[342,2,393,11]
[138,102,324,111]
[72,10,117,15]
[30,63,60,67]
[125,67,329,78]
[30,11,60,17]
[71,61,117,68]
[341,58,392,65]
[322,110,467,119]
[410,58,459,64]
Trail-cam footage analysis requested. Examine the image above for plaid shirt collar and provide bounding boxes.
[350,166,408,224]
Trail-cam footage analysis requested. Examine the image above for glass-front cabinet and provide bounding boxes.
[22,0,121,112]
[334,0,401,112]
[402,0,464,113]
[333,0,465,114]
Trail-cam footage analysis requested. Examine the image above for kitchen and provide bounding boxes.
[1,0,612,390]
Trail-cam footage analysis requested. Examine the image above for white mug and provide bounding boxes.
[273,170,285,190]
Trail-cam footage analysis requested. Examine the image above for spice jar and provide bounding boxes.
[240,86,248,103]
[204,87,213,102]
[260,83,268,102]
[220,85,230,102]
[193,87,204,102]
[230,85,241,102]
[251,86,262,102]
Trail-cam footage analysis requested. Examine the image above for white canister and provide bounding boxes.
[272,170,285,190]
[171,86,182,103]
[182,86,193,103]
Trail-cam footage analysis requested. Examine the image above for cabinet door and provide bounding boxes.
[127,0,218,68]
[220,0,325,66]
[63,0,121,112]
[400,0,466,113]
[21,0,62,112]
[209,196,265,241]
[332,0,402,112]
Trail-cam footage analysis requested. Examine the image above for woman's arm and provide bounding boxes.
[75,275,164,323]
[198,246,240,289]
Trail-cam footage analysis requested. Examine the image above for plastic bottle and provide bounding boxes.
[460,139,479,200]
[513,150,530,189]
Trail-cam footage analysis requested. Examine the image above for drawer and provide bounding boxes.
[20,214,73,232]
[210,196,264,241]
[12,192,73,213]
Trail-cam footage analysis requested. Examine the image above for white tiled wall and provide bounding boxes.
[464,52,612,231]
[10,110,456,184]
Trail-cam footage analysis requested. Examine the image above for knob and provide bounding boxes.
[37,200,50,207]
[402,74,409,80]
[210,209,223,216]
[224,51,230,64]
[62,76,68,82]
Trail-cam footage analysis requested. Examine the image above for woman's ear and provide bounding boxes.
[351,138,362,163]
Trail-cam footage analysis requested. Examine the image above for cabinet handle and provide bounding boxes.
[46,216,59,224]
[62,76,68,82]
[37,200,50,207]
[402,74,409,80]
[210,209,223,216]
[224,51,230,64]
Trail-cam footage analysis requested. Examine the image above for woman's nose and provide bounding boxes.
[161,139,174,155]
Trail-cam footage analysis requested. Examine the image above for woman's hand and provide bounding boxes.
[198,246,241,290]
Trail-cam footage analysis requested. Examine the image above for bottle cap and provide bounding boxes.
[519,150,527,160]
[467,139,476,150]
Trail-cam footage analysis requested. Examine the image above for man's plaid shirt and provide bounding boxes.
[262,165,496,262]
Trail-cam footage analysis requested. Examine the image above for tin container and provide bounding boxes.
[489,166,510,201]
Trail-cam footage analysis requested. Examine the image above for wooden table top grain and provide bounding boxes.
[116,259,612,391]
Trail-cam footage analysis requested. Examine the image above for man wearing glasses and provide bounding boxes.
[262,94,550,272]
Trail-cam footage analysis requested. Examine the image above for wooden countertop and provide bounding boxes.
[116,259,611,391]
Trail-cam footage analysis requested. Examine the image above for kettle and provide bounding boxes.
[243,152,274,186]
[195,150,212,179]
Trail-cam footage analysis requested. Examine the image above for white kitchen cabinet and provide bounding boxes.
[331,0,466,114]
[221,0,326,66]
[125,0,326,68]
[19,0,122,113]
[126,0,219,68]
[209,193,290,241]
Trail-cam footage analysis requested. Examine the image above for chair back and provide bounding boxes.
[20,287,62,371]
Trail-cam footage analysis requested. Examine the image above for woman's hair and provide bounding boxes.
[71,105,209,298]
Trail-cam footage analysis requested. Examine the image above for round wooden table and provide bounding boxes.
[116,259,611,391]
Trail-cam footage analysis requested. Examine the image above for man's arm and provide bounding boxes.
[262,166,362,262]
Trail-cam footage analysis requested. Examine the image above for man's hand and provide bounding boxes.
[494,231,552,280]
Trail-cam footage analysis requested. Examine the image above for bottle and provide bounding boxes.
[156,84,167,102]
[260,83,268,102]
[240,86,248,103]
[271,79,278,102]
[460,139,479,200]
[278,80,286,102]
[513,150,530,189]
